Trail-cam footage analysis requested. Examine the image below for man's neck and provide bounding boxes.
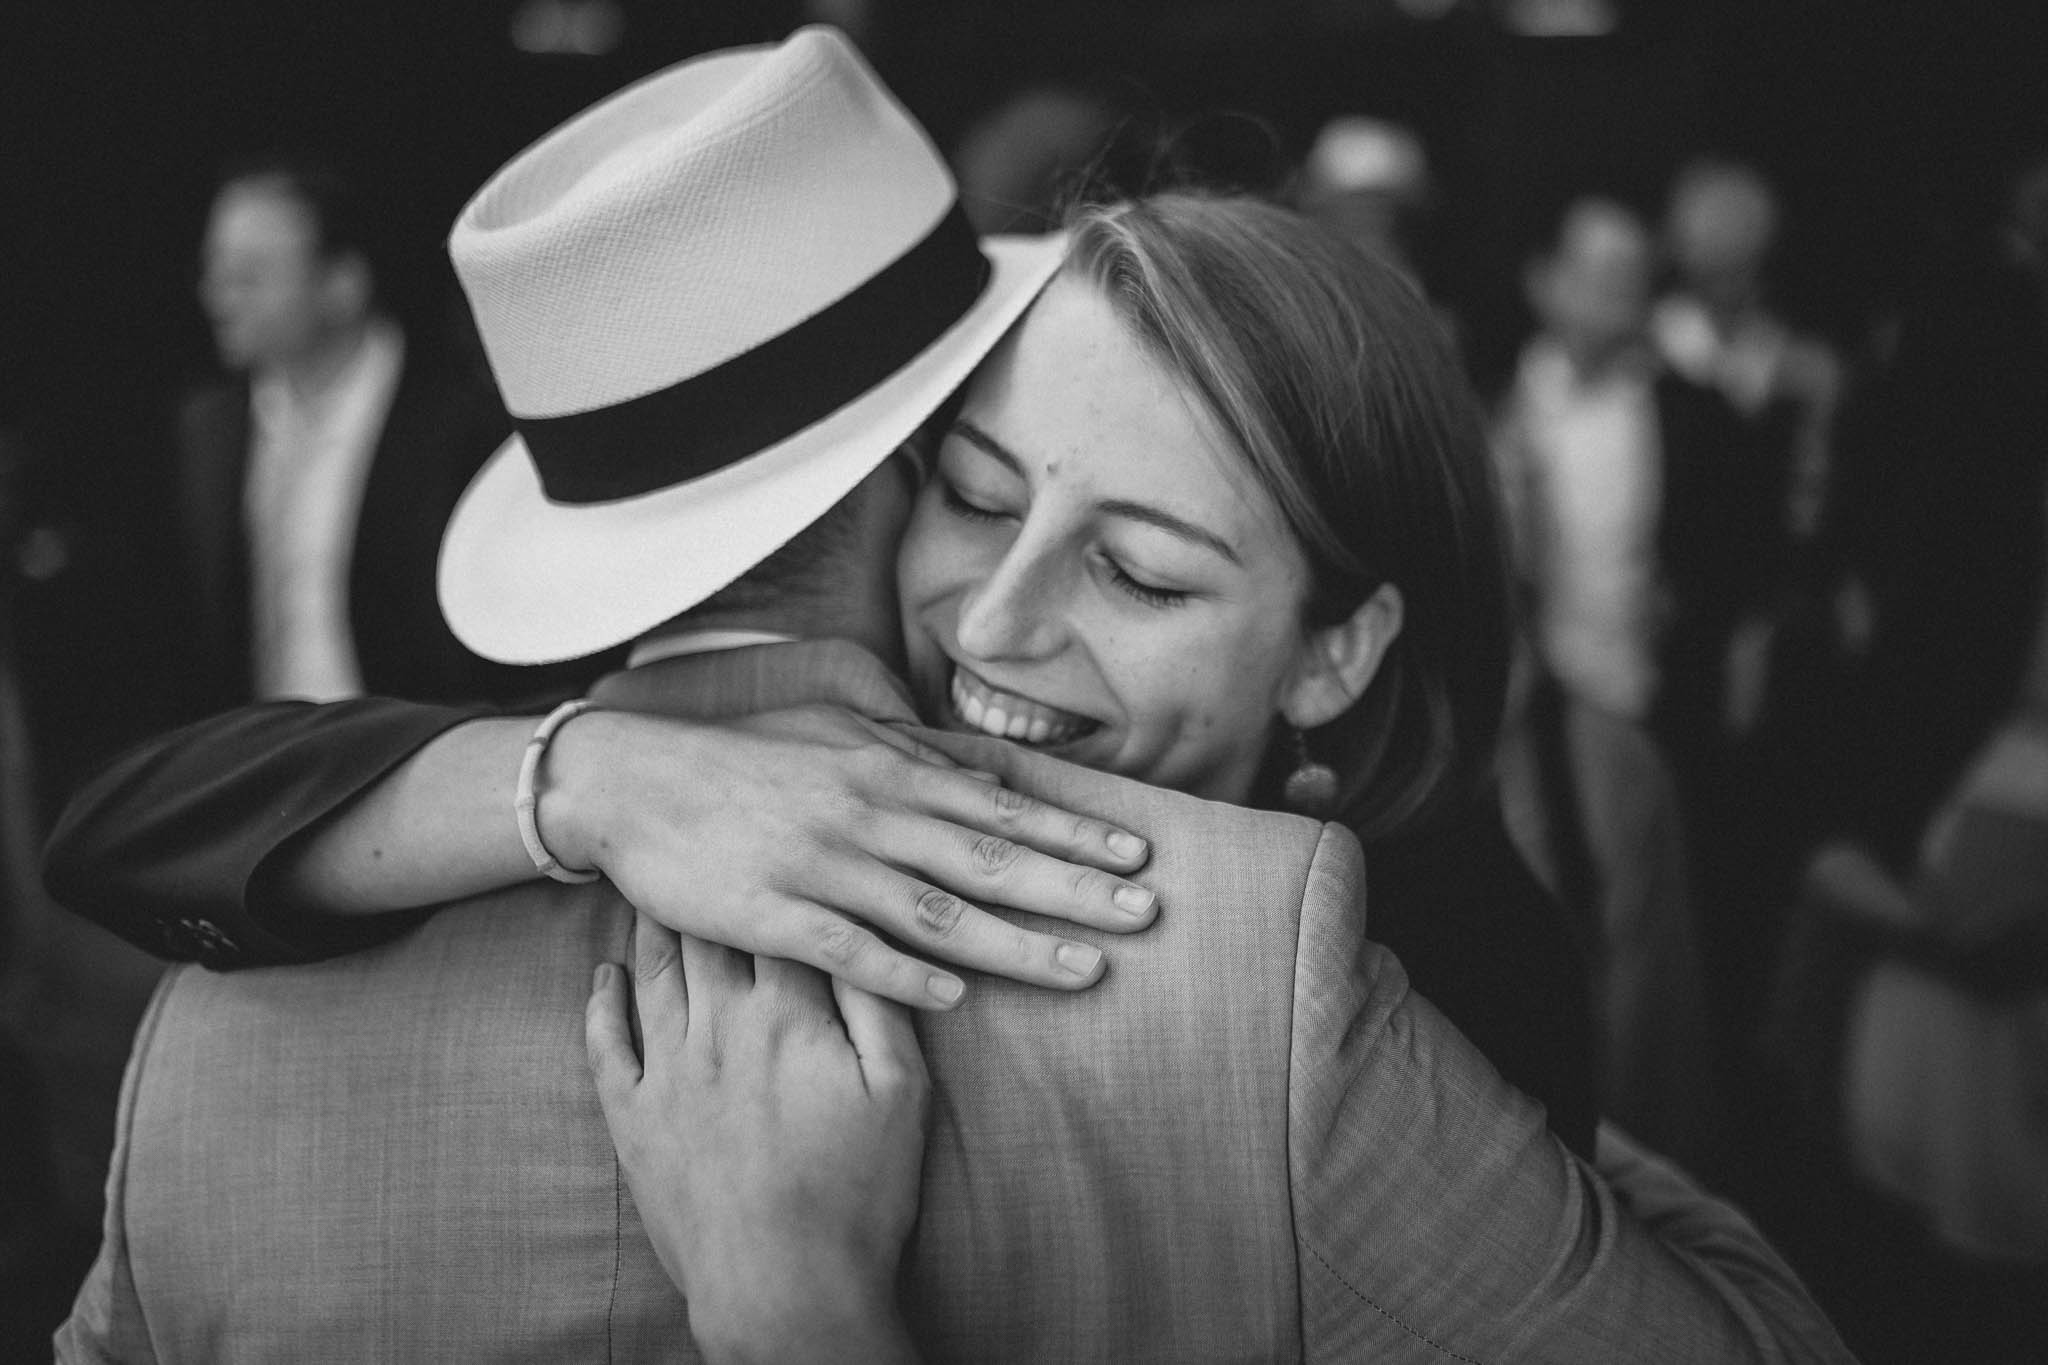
[637,599,903,677]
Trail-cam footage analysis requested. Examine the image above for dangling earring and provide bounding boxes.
[1282,726,1339,817]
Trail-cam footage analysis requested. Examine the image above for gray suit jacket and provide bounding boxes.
[59,641,1851,1362]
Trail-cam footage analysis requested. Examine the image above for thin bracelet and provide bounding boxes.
[515,699,602,885]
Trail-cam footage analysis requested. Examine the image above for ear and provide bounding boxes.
[1280,582,1404,731]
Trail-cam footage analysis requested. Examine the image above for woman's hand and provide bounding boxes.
[546,703,1156,1009]
[586,913,926,1365]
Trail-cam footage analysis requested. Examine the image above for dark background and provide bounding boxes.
[8,0,2046,506]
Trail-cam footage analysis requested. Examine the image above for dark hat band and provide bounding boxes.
[517,203,992,505]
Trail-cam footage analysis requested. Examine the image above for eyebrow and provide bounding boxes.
[951,419,1243,567]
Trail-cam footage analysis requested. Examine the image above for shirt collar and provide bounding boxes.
[626,628,800,669]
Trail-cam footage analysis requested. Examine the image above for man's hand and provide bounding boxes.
[585,913,926,1365]
[546,704,1156,1009]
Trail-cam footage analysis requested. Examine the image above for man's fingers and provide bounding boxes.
[584,961,643,1098]
[831,976,927,1095]
[677,926,754,1007]
[631,911,690,1050]
[750,953,838,1018]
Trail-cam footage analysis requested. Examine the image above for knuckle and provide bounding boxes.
[970,833,1021,878]
[989,784,1038,821]
[814,917,868,968]
[914,886,965,938]
[1003,923,1040,972]
[1069,865,1112,902]
[633,942,679,988]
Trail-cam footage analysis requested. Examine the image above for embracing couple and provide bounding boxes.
[52,27,1851,1364]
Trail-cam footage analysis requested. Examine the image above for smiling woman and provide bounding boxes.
[902,194,1508,838]
[891,194,1594,1159]
[903,276,1336,804]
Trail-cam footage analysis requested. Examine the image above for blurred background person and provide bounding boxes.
[1295,114,1434,289]
[1495,193,1776,738]
[1762,147,2048,1365]
[1651,158,1853,883]
[1653,156,1842,547]
[179,156,538,715]
[1497,629,1722,1173]
[1494,190,1804,1129]
[1645,156,1863,1116]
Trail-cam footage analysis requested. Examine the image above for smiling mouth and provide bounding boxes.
[947,667,1100,747]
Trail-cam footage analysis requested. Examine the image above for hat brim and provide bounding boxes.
[438,232,1068,665]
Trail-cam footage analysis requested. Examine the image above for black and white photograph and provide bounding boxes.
[4,3,2044,1361]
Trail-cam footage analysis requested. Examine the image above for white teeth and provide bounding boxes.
[948,666,1094,746]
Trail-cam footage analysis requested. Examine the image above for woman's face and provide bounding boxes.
[897,275,1325,803]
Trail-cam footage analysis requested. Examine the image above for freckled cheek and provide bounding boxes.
[1116,649,1242,750]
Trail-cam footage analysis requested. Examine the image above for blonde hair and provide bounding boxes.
[1064,192,1511,838]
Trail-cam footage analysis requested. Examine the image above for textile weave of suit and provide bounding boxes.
[59,642,1851,1363]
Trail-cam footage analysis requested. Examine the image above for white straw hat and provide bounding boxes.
[440,26,1068,663]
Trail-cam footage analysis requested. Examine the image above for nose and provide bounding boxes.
[953,539,1065,663]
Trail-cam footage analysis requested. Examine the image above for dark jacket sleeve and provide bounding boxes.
[42,698,492,968]
[1365,798,1602,1159]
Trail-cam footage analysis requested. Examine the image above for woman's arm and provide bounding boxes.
[290,700,1161,1007]
[43,697,492,966]
[45,698,1160,1009]
[585,914,925,1365]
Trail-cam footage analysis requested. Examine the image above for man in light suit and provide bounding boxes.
[56,30,1850,1364]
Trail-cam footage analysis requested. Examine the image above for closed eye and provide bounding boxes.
[940,478,1012,524]
[1104,556,1190,608]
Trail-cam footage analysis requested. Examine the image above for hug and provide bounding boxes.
[46,26,1852,1365]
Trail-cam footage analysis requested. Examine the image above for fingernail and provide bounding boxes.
[1107,830,1145,860]
[1056,942,1103,977]
[1113,884,1155,917]
[928,974,965,1005]
[963,768,1001,784]
[592,963,611,990]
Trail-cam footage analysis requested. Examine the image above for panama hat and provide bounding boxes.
[440,26,1068,663]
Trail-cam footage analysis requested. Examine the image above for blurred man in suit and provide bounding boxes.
[181,157,524,710]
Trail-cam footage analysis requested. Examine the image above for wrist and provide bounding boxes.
[692,1257,911,1365]
[533,704,629,877]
